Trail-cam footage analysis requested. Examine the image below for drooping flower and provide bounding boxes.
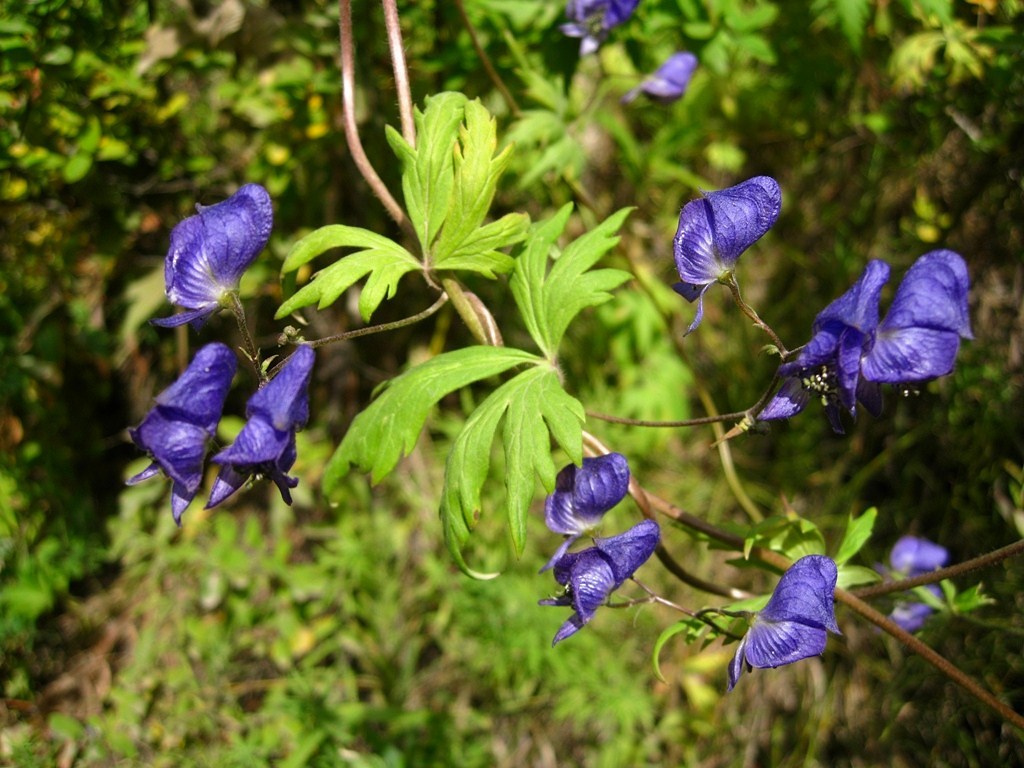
[561,0,640,56]
[540,519,660,645]
[758,260,889,433]
[126,343,237,524]
[623,52,698,104]
[759,251,971,433]
[207,345,315,508]
[861,250,972,385]
[542,453,631,571]
[672,176,782,334]
[887,535,949,633]
[728,555,840,691]
[153,183,273,329]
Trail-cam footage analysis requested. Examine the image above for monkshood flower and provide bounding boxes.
[672,176,782,334]
[152,183,273,329]
[861,250,973,385]
[759,250,971,433]
[758,260,889,433]
[126,343,237,525]
[728,555,840,691]
[622,52,698,104]
[561,0,640,56]
[540,519,660,645]
[541,453,631,572]
[207,345,315,508]
[888,535,949,633]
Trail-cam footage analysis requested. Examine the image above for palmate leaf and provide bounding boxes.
[323,346,539,493]
[276,225,421,321]
[510,205,633,358]
[441,365,585,576]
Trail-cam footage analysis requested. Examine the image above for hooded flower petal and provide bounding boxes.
[561,0,640,55]
[673,176,781,333]
[862,250,971,384]
[544,453,630,536]
[208,346,314,508]
[153,183,273,328]
[126,343,236,524]
[540,519,659,645]
[890,535,949,575]
[890,598,937,633]
[623,52,698,104]
[728,555,839,690]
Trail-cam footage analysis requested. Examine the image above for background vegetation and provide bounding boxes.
[2,0,1022,765]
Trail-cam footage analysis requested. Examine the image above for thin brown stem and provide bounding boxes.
[381,0,416,145]
[305,293,449,348]
[586,410,749,428]
[453,0,521,116]
[853,538,1024,599]
[725,275,787,355]
[338,0,408,228]
[229,292,263,383]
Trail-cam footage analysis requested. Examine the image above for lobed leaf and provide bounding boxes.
[834,507,877,565]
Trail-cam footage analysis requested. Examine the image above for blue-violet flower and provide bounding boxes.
[126,342,237,524]
[561,0,640,56]
[153,183,273,328]
[540,518,660,645]
[623,52,698,104]
[207,345,315,508]
[728,555,840,690]
[888,535,949,633]
[672,176,781,334]
[542,453,631,571]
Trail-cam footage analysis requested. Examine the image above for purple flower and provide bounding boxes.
[672,176,781,334]
[207,345,315,508]
[153,183,273,329]
[623,52,698,104]
[540,519,660,645]
[759,260,889,433]
[728,555,839,691]
[542,453,631,571]
[861,250,972,384]
[888,535,949,632]
[759,251,971,433]
[561,0,640,56]
[126,343,237,524]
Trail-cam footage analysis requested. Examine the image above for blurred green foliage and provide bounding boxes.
[2,0,1023,765]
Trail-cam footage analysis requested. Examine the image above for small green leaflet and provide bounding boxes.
[440,365,585,575]
[275,225,421,321]
[510,204,633,359]
[834,507,877,565]
[323,346,539,493]
[742,514,826,561]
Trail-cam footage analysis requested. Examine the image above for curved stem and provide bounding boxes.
[338,0,408,228]
[440,277,503,346]
[725,274,787,355]
[305,293,448,348]
[853,538,1024,599]
[453,0,520,116]
[229,292,264,383]
[586,410,749,428]
[381,0,416,145]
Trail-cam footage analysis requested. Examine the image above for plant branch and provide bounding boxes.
[586,410,749,428]
[853,538,1024,599]
[303,293,449,348]
[725,274,787,355]
[453,0,520,116]
[229,292,263,383]
[338,0,408,229]
[380,0,416,145]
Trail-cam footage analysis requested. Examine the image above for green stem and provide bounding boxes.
[440,277,503,346]
[725,274,787,355]
[229,292,264,383]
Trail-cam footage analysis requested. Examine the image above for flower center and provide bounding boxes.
[800,364,839,407]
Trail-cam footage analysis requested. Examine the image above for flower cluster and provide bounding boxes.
[759,250,972,432]
[887,535,949,633]
[561,0,640,56]
[672,176,782,334]
[128,184,315,524]
[729,555,840,690]
[539,454,659,645]
[623,52,698,104]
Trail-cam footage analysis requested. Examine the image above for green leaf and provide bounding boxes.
[812,0,871,52]
[440,366,585,574]
[836,564,882,590]
[324,346,539,492]
[950,583,993,614]
[742,514,826,561]
[432,100,528,273]
[276,225,421,321]
[385,92,467,254]
[834,507,877,565]
[510,206,633,358]
[652,619,708,682]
